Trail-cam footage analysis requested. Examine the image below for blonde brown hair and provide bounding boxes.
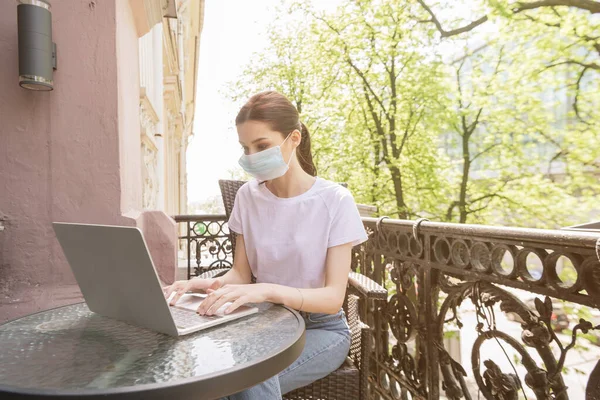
[236,91,317,176]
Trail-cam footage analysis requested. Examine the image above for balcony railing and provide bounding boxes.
[174,214,600,399]
[174,215,233,279]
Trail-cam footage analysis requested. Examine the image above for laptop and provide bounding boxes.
[52,222,258,336]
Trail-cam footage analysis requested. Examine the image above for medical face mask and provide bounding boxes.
[238,134,295,181]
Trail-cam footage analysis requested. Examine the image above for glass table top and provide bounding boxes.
[0,302,303,393]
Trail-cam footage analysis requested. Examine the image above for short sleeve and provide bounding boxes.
[328,192,368,248]
[227,192,244,235]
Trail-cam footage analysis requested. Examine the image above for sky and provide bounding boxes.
[187,0,278,203]
[187,0,343,204]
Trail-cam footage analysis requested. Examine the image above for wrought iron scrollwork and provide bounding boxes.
[175,215,600,398]
[353,218,600,400]
[174,215,233,279]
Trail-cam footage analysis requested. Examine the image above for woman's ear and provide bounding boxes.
[290,129,302,147]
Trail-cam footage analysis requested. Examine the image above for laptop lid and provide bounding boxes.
[52,222,178,336]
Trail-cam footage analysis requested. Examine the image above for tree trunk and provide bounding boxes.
[459,133,470,224]
[390,165,407,219]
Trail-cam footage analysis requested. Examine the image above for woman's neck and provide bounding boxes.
[265,167,316,198]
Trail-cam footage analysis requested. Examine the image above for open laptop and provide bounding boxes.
[52,222,258,336]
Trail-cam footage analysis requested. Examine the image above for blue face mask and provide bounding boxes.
[238,134,295,182]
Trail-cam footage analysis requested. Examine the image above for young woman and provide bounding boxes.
[163,91,367,399]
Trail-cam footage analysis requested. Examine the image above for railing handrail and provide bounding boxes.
[175,214,600,245]
[173,214,227,222]
[362,217,600,248]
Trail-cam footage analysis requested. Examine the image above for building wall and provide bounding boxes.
[0,0,191,322]
[0,0,132,321]
[117,0,143,215]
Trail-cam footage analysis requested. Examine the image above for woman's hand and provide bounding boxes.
[163,278,222,306]
[197,283,270,316]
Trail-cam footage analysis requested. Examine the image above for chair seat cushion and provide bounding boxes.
[283,359,359,399]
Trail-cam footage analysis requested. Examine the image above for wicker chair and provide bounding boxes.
[218,179,387,400]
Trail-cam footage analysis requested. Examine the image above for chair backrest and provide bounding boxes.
[219,180,247,220]
[219,180,246,259]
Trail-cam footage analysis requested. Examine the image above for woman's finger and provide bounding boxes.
[169,288,186,306]
[209,279,222,290]
[197,289,223,315]
[225,296,248,315]
[207,284,235,294]
[164,283,182,300]
[162,285,173,299]
[205,292,236,316]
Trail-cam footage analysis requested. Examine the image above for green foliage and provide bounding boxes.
[228,0,600,228]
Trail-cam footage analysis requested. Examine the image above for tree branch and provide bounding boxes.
[467,108,484,134]
[416,0,488,37]
[446,200,460,221]
[346,58,392,121]
[574,65,592,123]
[514,0,600,14]
[310,12,392,121]
[417,0,600,39]
[546,60,600,70]
[547,150,565,178]
[471,143,501,162]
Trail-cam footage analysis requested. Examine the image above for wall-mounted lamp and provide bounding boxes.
[17,0,56,91]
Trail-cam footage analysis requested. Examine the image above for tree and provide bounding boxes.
[189,195,224,215]
[227,0,599,227]
[415,0,600,226]
[294,0,452,218]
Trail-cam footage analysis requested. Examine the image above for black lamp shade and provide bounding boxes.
[17,0,54,91]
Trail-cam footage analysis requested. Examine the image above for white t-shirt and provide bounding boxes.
[227,177,368,289]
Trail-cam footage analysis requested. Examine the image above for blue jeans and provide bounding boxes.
[223,309,351,400]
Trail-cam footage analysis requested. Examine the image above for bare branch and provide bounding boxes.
[471,143,501,162]
[574,65,592,123]
[514,0,600,14]
[546,60,600,70]
[484,46,505,92]
[310,12,392,121]
[446,200,460,221]
[520,12,561,27]
[470,191,503,205]
[467,108,484,134]
[416,0,488,37]
[418,0,600,39]
[398,109,417,154]
[547,150,565,178]
[455,59,466,110]
[542,59,597,123]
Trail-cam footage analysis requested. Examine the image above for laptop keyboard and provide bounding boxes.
[170,307,220,329]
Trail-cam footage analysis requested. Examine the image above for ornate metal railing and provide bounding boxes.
[173,215,232,279]
[174,214,600,399]
[355,217,600,400]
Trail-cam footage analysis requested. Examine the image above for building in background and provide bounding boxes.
[0,0,204,321]
[138,0,203,216]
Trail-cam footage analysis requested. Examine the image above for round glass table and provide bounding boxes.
[0,302,305,399]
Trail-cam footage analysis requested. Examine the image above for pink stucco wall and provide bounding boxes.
[117,0,143,215]
[0,0,177,322]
